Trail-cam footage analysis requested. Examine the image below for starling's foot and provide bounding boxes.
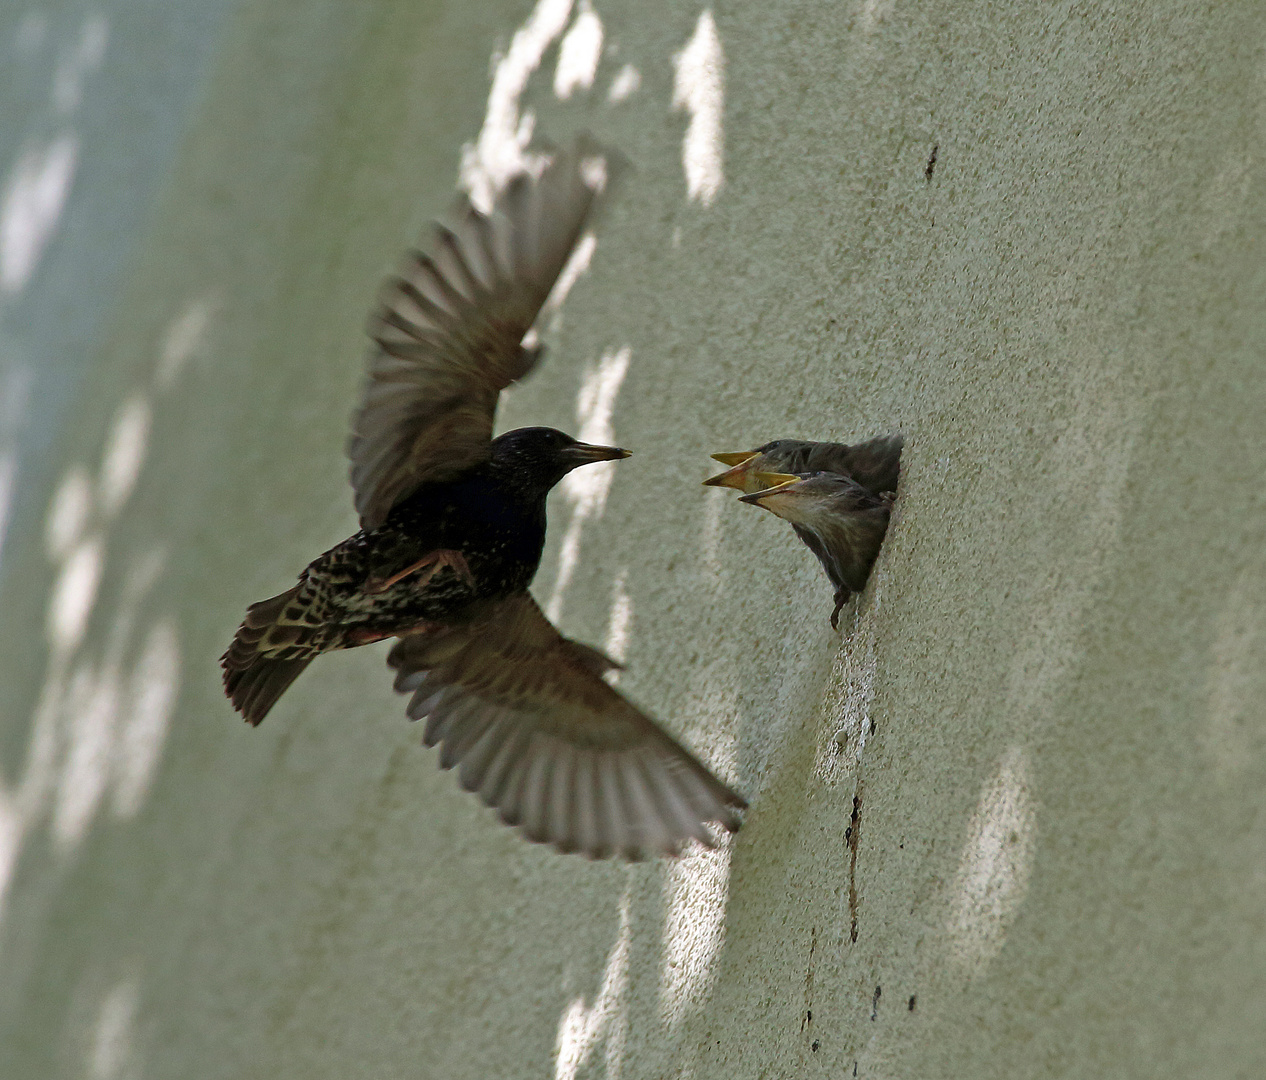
[830,590,851,630]
[365,549,474,593]
[879,490,897,503]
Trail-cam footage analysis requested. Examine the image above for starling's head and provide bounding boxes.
[739,471,886,525]
[703,440,811,493]
[490,426,630,492]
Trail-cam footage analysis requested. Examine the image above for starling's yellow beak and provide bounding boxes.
[738,473,803,505]
[703,450,760,490]
[710,451,757,467]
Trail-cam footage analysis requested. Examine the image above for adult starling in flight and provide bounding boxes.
[222,139,745,857]
[704,435,902,628]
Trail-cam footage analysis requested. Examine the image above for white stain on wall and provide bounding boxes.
[857,0,896,36]
[814,602,879,787]
[672,11,725,206]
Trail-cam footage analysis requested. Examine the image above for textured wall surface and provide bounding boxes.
[2,1,1264,1077]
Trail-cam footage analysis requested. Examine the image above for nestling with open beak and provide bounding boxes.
[738,471,895,629]
[705,434,902,629]
[704,433,903,497]
[222,138,746,858]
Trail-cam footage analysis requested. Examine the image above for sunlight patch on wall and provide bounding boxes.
[112,620,180,818]
[48,536,104,652]
[1,11,107,296]
[544,232,597,323]
[0,365,31,571]
[672,11,724,206]
[98,396,151,519]
[156,295,217,389]
[602,571,633,684]
[547,346,631,621]
[555,895,631,1080]
[52,14,109,115]
[53,659,120,849]
[943,746,1036,972]
[89,978,139,1080]
[607,64,640,104]
[0,135,79,296]
[1200,566,1265,783]
[659,839,733,1028]
[460,0,575,210]
[554,2,604,100]
[0,451,15,569]
[0,284,205,934]
[46,465,93,561]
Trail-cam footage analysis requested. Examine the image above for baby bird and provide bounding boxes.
[739,471,894,629]
[704,433,903,497]
[705,435,902,628]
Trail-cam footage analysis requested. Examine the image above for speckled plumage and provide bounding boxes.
[221,138,746,858]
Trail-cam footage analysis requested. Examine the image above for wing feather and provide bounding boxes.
[387,594,745,859]
[349,138,625,528]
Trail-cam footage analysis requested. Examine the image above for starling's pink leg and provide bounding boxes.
[364,549,473,594]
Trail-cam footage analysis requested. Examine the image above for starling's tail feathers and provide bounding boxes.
[224,655,313,726]
[221,586,322,724]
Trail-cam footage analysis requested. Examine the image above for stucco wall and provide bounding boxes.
[2,1,1264,1077]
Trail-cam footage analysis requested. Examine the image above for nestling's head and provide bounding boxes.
[738,471,887,525]
[490,426,630,492]
[703,440,811,493]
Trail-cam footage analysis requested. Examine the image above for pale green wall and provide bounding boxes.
[2,1,1264,1077]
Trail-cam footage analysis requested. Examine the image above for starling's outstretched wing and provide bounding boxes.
[388,595,746,859]
[349,139,621,529]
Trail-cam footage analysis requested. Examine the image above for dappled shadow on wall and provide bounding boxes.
[0,293,216,940]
